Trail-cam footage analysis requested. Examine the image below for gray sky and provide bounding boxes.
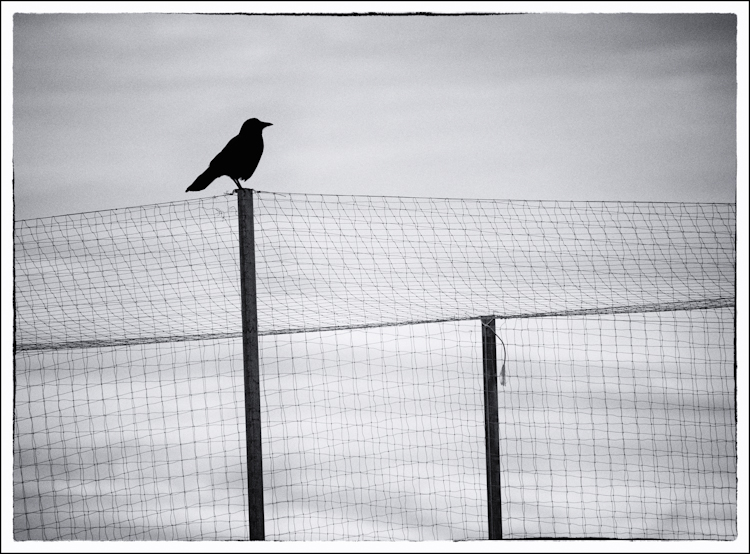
[11,11,737,219]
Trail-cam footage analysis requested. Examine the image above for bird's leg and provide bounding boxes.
[232,178,244,189]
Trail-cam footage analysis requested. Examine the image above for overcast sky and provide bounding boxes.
[10,10,738,220]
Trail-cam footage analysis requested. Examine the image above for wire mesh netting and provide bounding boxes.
[496,309,735,539]
[252,194,734,333]
[14,191,736,540]
[14,339,247,540]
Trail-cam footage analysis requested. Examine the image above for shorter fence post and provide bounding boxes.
[481,316,503,539]
[237,188,265,540]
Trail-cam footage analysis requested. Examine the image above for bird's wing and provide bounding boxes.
[210,133,264,181]
[209,135,246,170]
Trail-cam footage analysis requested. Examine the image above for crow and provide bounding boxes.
[186,118,272,192]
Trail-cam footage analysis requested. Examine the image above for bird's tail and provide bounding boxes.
[186,167,219,192]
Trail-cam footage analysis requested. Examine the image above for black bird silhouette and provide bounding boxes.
[186,118,272,192]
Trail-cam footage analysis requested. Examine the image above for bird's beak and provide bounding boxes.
[261,121,273,128]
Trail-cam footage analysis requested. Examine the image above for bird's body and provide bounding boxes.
[186,118,272,192]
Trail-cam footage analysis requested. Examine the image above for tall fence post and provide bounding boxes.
[481,316,503,540]
[237,188,265,540]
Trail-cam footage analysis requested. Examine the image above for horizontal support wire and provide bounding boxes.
[16,297,734,351]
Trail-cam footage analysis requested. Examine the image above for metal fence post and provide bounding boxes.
[237,188,265,540]
[481,316,503,539]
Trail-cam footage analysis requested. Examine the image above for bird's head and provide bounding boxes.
[240,118,273,134]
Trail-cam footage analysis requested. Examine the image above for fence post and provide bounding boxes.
[237,188,265,540]
[481,316,503,540]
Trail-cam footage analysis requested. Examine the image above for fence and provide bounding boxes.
[14,190,736,540]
